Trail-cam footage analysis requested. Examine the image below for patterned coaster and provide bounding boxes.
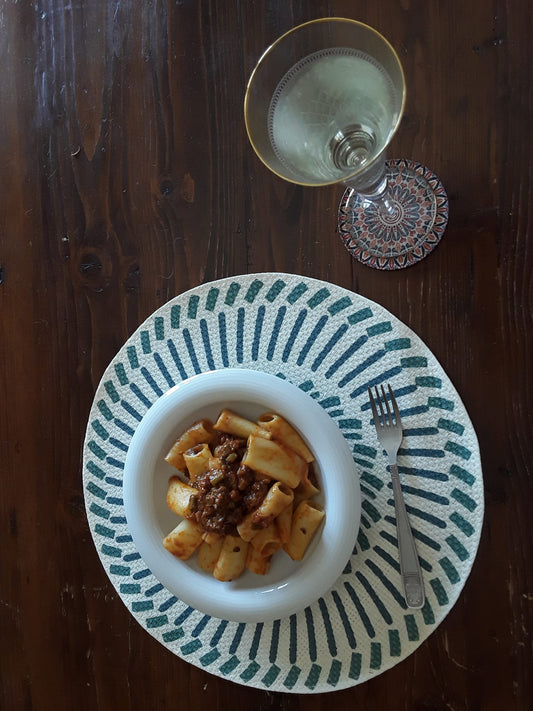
[83,273,483,693]
[338,160,449,270]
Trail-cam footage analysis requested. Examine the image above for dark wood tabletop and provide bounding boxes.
[2,1,532,709]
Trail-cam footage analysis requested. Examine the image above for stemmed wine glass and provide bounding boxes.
[244,18,448,270]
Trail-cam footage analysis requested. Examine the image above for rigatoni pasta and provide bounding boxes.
[257,413,314,463]
[248,522,282,557]
[283,500,325,561]
[293,473,320,506]
[162,519,204,559]
[213,409,272,440]
[166,476,198,517]
[275,502,293,545]
[237,482,294,541]
[162,408,324,581]
[183,443,211,481]
[213,535,249,582]
[197,537,224,573]
[165,419,215,470]
[246,543,273,576]
[241,435,306,487]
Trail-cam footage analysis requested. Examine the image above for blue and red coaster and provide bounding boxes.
[338,159,449,270]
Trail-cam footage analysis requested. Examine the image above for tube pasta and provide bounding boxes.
[241,435,307,488]
[237,482,294,541]
[213,535,249,582]
[257,413,314,463]
[248,522,282,557]
[166,476,197,517]
[246,544,273,576]
[165,419,214,470]
[293,475,320,506]
[197,537,224,572]
[275,501,293,545]
[213,409,272,440]
[284,500,325,561]
[183,443,211,481]
[163,519,204,559]
[162,408,324,581]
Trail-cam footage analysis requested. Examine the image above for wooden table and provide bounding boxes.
[2,1,531,709]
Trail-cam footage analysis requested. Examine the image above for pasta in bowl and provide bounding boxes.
[162,407,325,580]
[124,369,361,623]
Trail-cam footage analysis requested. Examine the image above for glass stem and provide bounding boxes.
[364,183,396,217]
[343,155,395,217]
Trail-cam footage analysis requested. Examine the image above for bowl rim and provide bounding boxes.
[123,368,361,622]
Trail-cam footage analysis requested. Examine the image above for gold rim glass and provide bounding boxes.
[244,18,406,188]
[244,17,448,270]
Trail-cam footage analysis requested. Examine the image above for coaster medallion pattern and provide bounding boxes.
[83,273,483,694]
[338,160,449,270]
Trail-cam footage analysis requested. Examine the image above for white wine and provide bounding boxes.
[246,19,448,266]
[268,48,401,184]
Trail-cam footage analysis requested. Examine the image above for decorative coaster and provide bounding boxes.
[83,273,483,694]
[338,160,449,270]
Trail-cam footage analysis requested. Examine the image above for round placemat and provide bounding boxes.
[338,159,449,270]
[83,273,483,693]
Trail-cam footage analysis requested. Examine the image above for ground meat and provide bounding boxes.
[186,439,271,535]
[212,434,246,460]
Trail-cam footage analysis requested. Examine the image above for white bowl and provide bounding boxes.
[123,368,361,622]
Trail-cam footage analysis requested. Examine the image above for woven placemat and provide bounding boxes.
[83,273,483,693]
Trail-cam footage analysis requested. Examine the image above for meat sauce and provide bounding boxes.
[186,434,272,535]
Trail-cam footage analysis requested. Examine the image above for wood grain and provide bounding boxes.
[1,1,531,709]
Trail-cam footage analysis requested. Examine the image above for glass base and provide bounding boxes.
[338,159,449,270]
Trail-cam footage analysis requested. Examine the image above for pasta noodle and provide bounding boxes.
[283,500,325,561]
[257,413,314,463]
[293,473,320,506]
[197,537,224,573]
[183,443,211,481]
[247,522,282,557]
[166,476,198,517]
[241,435,307,488]
[246,544,273,576]
[213,535,249,581]
[162,519,204,559]
[237,481,294,541]
[213,409,272,440]
[165,419,215,470]
[275,501,293,545]
[161,407,324,581]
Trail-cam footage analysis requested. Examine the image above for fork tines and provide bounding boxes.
[368,384,401,427]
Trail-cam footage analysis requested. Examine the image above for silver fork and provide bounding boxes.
[368,384,425,609]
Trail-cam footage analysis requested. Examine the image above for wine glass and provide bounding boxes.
[244,18,448,270]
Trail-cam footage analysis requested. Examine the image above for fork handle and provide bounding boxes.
[390,464,425,609]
